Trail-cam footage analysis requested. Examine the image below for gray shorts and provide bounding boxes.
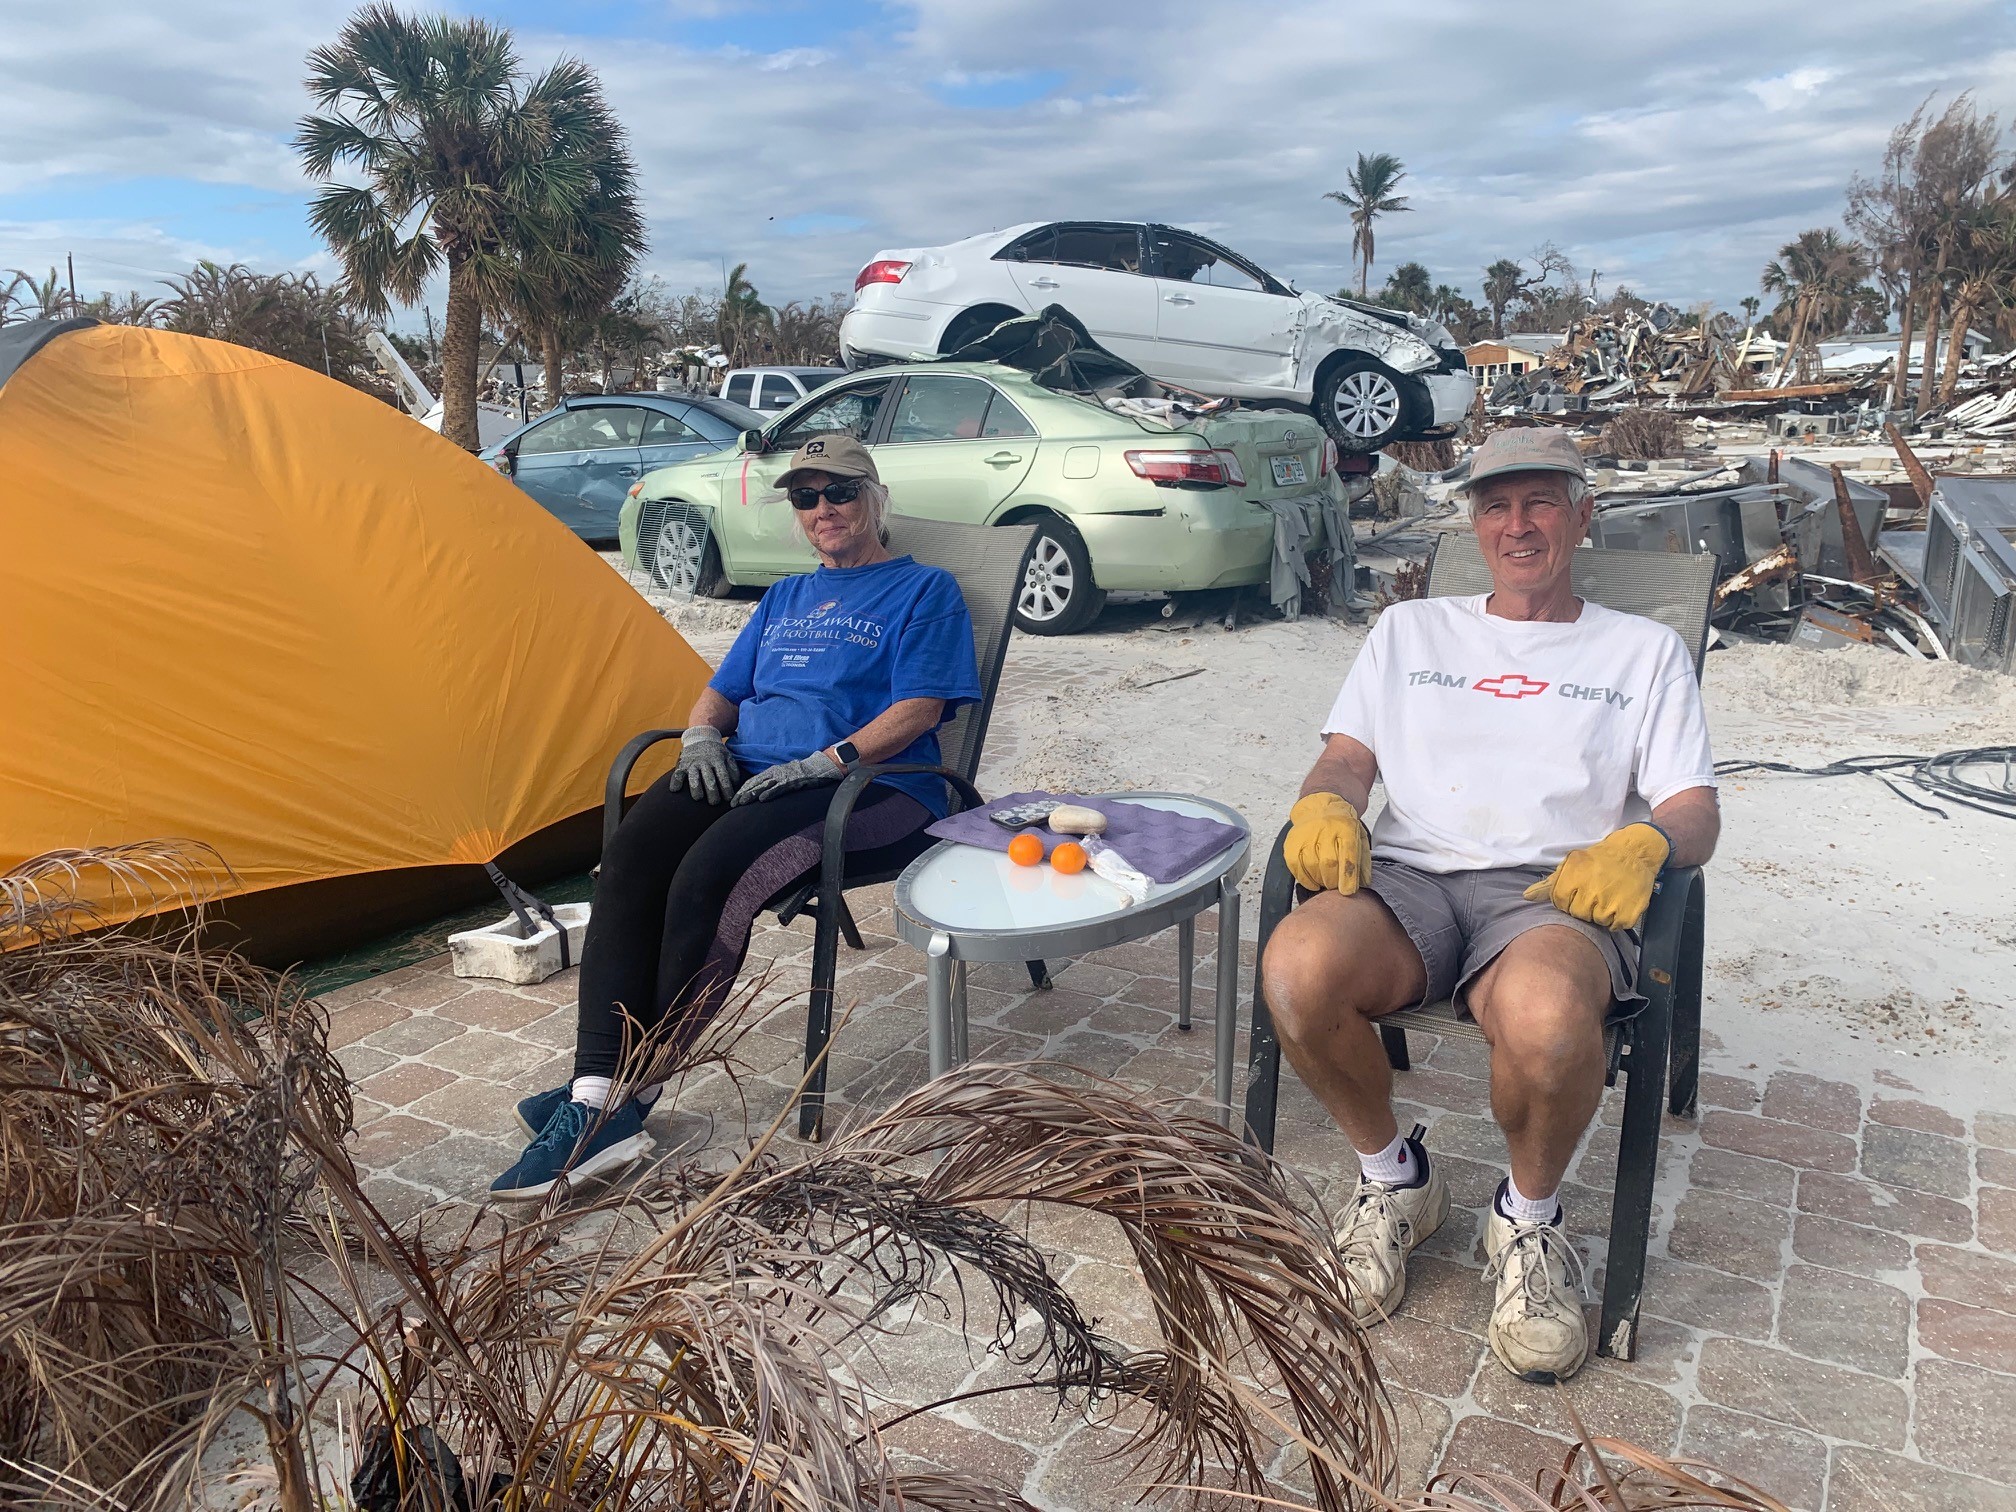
[1363,860,1643,1019]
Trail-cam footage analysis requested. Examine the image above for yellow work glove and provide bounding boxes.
[1283,793,1372,894]
[1523,823,1672,931]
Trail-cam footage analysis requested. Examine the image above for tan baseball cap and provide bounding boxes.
[775,432,880,489]
[1463,427,1587,492]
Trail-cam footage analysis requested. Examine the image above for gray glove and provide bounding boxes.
[732,752,842,807]
[673,726,739,805]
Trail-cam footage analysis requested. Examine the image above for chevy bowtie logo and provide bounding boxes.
[1473,674,1551,700]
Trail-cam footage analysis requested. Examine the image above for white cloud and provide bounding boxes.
[3,0,2012,315]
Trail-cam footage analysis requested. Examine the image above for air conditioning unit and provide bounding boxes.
[1922,478,2016,673]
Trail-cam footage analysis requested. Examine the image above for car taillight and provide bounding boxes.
[1125,449,1231,487]
[1320,438,1338,477]
[1211,448,1245,486]
[854,259,911,292]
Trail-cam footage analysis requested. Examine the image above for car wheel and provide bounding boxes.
[648,504,727,597]
[1011,517,1106,636]
[1317,357,1421,453]
[941,305,1022,355]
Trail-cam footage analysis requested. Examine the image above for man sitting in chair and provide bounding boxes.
[1261,428,1719,1383]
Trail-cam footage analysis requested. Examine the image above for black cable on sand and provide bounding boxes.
[1714,746,2016,821]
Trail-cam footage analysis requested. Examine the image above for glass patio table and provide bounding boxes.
[891,792,1251,1124]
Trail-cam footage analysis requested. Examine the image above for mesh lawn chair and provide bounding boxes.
[1241,534,1715,1361]
[602,516,1038,1140]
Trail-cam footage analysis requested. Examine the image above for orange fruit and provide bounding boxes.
[1050,841,1088,875]
[1007,832,1045,867]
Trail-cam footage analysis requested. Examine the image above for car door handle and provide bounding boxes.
[984,451,1024,466]
[619,464,641,476]
[1027,276,1060,290]
[1164,293,1196,305]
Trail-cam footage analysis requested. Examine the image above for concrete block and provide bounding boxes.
[449,904,590,985]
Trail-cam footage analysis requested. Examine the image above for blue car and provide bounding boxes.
[481,392,763,543]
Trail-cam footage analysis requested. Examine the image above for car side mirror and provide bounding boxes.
[738,429,764,454]
[494,442,518,478]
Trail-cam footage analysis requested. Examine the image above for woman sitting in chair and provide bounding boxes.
[492,434,980,1199]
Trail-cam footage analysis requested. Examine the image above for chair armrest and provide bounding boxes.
[1638,865,1703,984]
[814,761,985,911]
[603,728,685,861]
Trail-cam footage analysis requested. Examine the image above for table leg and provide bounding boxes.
[952,960,970,1065]
[1214,883,1241,1125]
[926,932,954,1078]
[1176,916,1195,1032]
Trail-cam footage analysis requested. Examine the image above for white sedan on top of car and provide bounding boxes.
[839,219,1476,453]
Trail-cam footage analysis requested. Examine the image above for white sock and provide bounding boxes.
[1499,1175,1562,1225]
[635,1081,664,1106]
[1356,1129,1417,1186]
[570,1075,613,1110]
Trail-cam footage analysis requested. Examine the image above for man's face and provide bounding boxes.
[1470,470,1590,596]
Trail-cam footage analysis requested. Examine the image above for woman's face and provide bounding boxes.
[790,469,878,560]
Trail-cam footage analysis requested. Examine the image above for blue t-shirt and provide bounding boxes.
[709,556,982,817]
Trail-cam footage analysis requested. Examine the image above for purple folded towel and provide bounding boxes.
[926,791,1243,885]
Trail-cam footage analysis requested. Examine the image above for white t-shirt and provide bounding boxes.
[1321,595,1716,873]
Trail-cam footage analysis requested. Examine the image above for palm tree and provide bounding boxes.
[503,95,646,410]
[1760,228,1870,380]
[296,6,633,449]
[1324,152,1411,297]
[1379,260,1433,313]
[1739,295,1761,326]
[1938,186,2016,400]
[1480,258,1523,339]
[718,261,773,366]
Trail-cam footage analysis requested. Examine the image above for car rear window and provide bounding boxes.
[640,410,700,444]
[886,375,994,443]
[1002,225,1142,274]
[517,406,643,455]
[722,373,754,406]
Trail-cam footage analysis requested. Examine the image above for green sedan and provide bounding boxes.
[620,359,1347,635]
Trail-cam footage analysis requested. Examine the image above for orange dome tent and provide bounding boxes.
[1,320,710,962]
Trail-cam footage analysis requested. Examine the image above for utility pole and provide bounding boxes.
[65,254,78,316]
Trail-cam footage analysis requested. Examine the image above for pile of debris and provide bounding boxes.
[1488,306,1746,412]
[1483,311,2016,453]
[1588,429,2015,674]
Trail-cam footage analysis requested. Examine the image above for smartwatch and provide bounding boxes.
[831,740,861,769]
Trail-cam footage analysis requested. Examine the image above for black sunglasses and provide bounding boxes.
[788,478,865,511]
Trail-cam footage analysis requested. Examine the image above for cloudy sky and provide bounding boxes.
[4,0,2012,327]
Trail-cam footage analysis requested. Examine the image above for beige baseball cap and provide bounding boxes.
[775,432,880,489]
[1463,427,1588,492]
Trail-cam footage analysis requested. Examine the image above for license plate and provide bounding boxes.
[1270,455,1308,487]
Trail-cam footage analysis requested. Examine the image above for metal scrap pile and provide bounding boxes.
[1914,351,2016,440]
[1488,306,1747,414]
[1485,312,2016,447]
[1584,438,2010,666]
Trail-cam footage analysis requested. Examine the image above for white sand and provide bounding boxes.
[658,578,2016,1111]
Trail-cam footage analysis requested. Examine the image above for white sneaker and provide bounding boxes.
[1483,1193,1589,1382]
[1330,1128,1449,1325]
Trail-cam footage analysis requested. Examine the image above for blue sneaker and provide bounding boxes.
[489,1098,651,1201]
[514,1083,662,1141]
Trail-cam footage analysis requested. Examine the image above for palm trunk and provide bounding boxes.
[541,324,565,412]
[1916,238,1951,417]
[439,259,483,452]
[1938,294,1975,402]
[1890,274,1918,410]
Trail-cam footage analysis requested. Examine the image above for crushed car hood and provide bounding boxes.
[1292,293,1445,374]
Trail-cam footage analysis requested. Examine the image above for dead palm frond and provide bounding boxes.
[0,843,352,1510]
[3,848,1816,1512]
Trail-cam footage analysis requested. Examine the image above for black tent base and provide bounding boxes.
[193,808,603,974]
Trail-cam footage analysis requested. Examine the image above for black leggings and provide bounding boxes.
[573,776,930,1082]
